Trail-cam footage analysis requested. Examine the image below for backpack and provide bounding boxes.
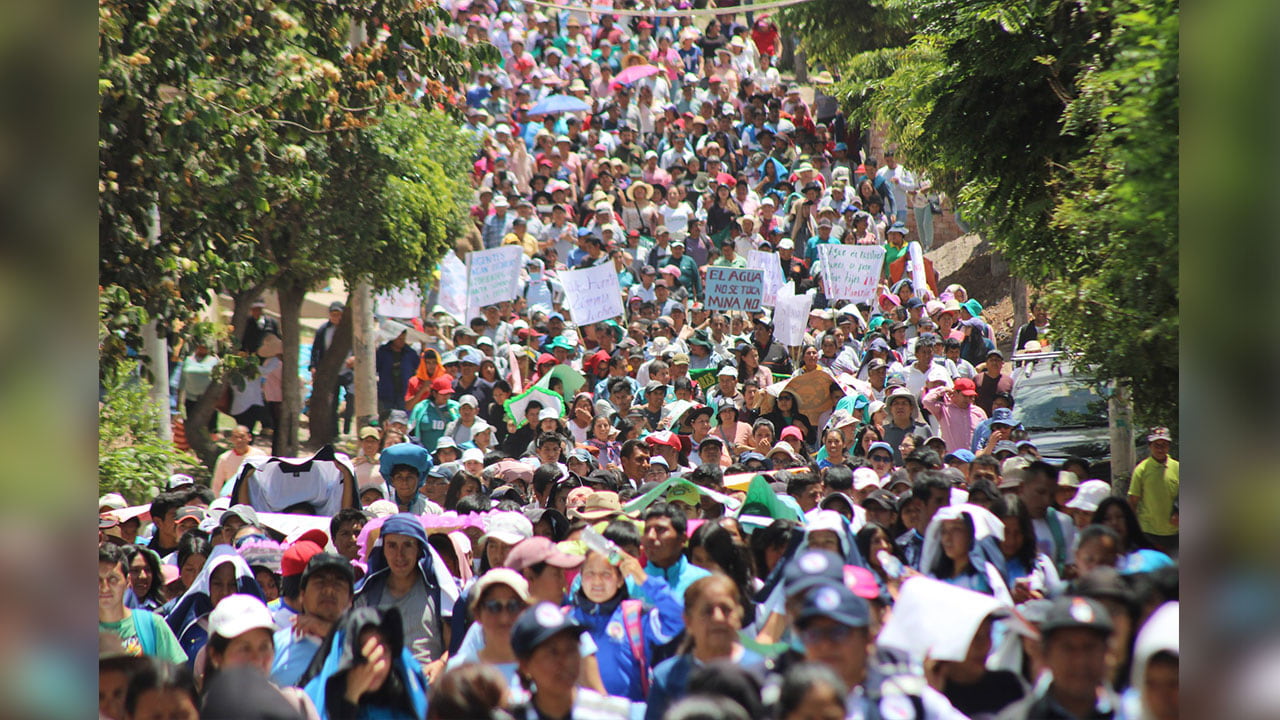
[620,599,649,698]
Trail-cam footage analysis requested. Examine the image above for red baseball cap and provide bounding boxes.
[431,376,456,395]
[537,353,557,366]
[281,536,326,578]
[953,378,978,396]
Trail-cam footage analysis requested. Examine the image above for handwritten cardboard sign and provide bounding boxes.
[817,244,885,303]
[746,250,784,306]
[560,263,625,326]
[466,245,524,321]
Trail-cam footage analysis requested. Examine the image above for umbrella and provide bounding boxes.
[504,386,566,427]
[610,64,660,88]
[534,364,587,399]
[527,94,592,115]
[754,368,845,419]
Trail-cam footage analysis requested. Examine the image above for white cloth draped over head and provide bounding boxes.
[919,503,1013,605]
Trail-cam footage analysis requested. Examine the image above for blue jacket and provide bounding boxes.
[645,647,765,720]
[375,344,419,410]
[568,577,685,702]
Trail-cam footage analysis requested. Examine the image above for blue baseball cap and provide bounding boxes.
[989,407,1016,427]
[797,580,870,629]
[945,449,976,463]
[510,602,584,657]
[548,312,565,322]
[783,550,845,597]
[868,441,895,457]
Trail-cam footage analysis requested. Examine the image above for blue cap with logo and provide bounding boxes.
[511,602,585,657]
[783,549,845,597]
[797,580,870,628]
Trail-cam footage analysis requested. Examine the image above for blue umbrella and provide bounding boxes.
[527,94,591,115]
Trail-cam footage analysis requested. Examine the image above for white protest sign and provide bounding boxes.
[466,246,525,321]
[374,283,422,319]
[773,281,814,347]
[746,250,784,306]
[560,262,625,326]
[817,244,885,303]
[437,252,468,323]
[704,267,764,312]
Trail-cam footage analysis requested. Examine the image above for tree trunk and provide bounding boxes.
[351,278,379,429]
[275,280,307,457]
[187,283,271,468]
[308,289,355,445]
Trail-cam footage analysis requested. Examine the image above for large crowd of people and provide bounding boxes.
[99,2,1179,719]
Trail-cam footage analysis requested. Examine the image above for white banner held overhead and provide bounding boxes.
[437,252,468,323]
[465,246,524,321]
[746,250,784,306]
[374,283,422,319]
[817,244,885,303]
[773,281,815,347]
[560,263,625,326]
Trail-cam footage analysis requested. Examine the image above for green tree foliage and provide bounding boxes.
[803,0,1177,429]
[778,0,912,70]
[99,361,204,503]
[101,0,492,455]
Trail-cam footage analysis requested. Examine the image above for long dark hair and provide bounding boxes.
[687,524,756,627]
[928,511,976,579]
[443,470,484,510]
[999,495,1039,568]
[854,522,902,582]
[119,544,165,607]
[1091,496,1155,552]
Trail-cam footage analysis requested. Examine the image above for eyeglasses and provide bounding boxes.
[480,599,527,615]
[869,454,892,463]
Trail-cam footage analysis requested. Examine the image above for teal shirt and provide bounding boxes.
[644,555,711,602]
[409,399,459,452]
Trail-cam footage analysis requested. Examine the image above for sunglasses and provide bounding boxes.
[480,599,527,615]
[869,454,893,463]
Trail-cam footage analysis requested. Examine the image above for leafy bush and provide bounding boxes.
[99,360,204,504]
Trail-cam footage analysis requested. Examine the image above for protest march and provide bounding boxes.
[97,1,1180,719]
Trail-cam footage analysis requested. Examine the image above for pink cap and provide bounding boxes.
[844,565,881,600]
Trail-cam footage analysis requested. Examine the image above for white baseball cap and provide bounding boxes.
[209,594,277,640]
[462,448,485,464]
[1065,480,1112,513]
[99,493,127,511]
[480,511,534,547]
[852,467,882,491]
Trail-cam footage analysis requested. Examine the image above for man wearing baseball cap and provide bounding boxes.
[922,377,988,454]
[1004,596,1118,719]
[270,553,355,687]
[1127,427,1179,553]
[791,580,966,718]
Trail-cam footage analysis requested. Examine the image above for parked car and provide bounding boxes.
[1009,352,1144,480]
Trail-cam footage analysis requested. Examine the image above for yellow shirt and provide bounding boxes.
[1128,456,1179,536]
[502,231,538,256]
